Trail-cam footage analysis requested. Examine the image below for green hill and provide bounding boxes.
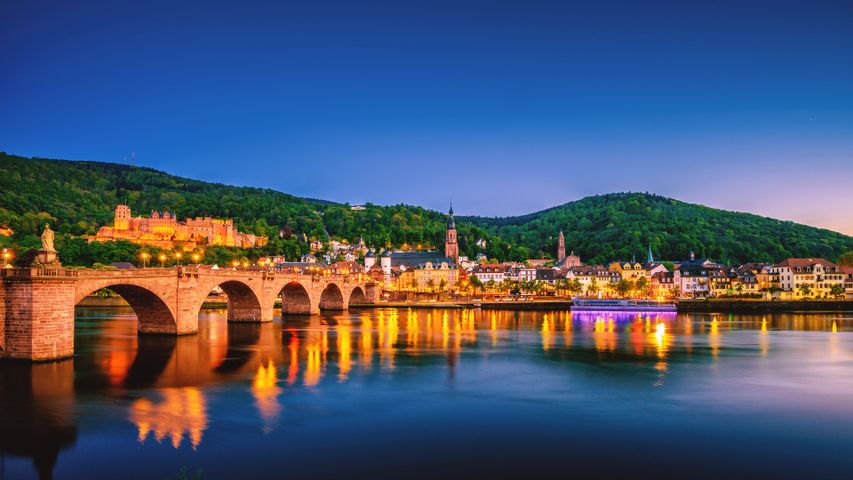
[1,152,850,266]
[0,152,500,265]
[464,193,853,264]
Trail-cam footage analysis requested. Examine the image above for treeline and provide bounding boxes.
[465,192,853,264]
[1,153,851,267]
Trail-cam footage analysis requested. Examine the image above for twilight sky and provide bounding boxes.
[2,0,852,234]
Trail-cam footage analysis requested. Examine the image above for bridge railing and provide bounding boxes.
[1,267,80,279]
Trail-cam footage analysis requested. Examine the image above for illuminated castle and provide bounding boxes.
[92,205,266,249]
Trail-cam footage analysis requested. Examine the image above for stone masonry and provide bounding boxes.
[0,266,376,361]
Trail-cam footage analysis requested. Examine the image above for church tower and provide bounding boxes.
[557,230,566,262]
[444,203,459,267]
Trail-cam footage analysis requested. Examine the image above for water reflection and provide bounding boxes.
[1,307,852,479]
[130,387,207,449]
[252,359,282,433]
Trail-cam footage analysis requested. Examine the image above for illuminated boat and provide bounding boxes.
[571,298,676,312]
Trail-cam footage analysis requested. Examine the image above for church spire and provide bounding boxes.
[445,201,459,266]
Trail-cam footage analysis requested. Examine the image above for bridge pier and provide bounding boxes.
[0,269,76,361]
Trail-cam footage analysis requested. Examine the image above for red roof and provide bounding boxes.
[775,258,836,268]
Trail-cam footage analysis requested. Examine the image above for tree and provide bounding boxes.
[587,278,600,297]
[798,284,812,299]
[615,279,631,298]
[469,276,483,293]
[566,279,583,297]
[635,277,649,298]
[838,250,853,266]
[830,285,844,299]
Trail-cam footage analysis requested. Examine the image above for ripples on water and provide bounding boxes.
[1,308,852,480]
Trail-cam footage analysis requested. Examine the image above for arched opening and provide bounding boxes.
[77,285,177,335]
[280,282,313,315]
[212,280,263,322]
[319,284,345,310]
[349,286,367,307]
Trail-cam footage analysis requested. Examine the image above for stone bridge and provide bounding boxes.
[0,266,377,361]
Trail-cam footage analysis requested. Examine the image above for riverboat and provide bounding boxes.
[571,298,677,312]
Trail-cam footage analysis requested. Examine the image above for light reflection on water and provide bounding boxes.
[1,307,852,480]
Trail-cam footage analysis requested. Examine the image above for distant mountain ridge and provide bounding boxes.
[1,152,850,265]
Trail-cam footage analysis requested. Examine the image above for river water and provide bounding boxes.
[1,307,852,480]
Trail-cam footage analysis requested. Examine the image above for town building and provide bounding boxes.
[651,271,680,298]
[771,258,846,298]
[555,251,582,269]
[92,204,265,250]
[365,206,461,290]
[566,266,620,296]
[677,265,711,298]
[608,261,645,280]
[471,264,510,284]
[843,266,853,300]
[535,268,561,285]
[518,267,537,282]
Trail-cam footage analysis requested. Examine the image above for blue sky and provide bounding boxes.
[2,0,852,233]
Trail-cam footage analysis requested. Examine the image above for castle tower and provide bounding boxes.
[114,204,131,231]
[557,230,566,262]
[444,203,459,267]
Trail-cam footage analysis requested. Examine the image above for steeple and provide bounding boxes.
[444,202,459,266]
[647,244,654,263]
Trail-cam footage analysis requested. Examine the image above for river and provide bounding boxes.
[1,307,852,479]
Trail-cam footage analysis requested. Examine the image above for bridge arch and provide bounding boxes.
[198,279,264,322]
[76,284,177,335]
[319,283,345,310]
[348,286,368,307]
[279,281,315,315]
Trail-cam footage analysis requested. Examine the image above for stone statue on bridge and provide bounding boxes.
[41,223,55,251]
[32,223,61,268]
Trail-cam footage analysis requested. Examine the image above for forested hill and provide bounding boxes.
[1,152,851,265]
[462,193,853,264]
[0,153,501,260]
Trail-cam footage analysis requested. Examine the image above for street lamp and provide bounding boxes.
[139,251,150,268]
[232,260,240,269]
[2,248,12,268]
[192,253,200,264]
[174,251,182,266]
[158,254,167,268]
